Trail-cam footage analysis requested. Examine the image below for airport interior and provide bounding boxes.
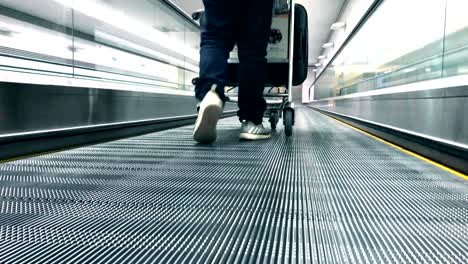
[0,0,467,263]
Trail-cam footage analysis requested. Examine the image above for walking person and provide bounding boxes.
[193,0,274,143]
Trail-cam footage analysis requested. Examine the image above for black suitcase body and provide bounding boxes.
[224,4,309,87]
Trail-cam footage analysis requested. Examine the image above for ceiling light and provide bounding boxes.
[318,55,327,60]
[314,63,322,68]
[322,42,334,49]
[330,22,346,30]
[312,69,318,72]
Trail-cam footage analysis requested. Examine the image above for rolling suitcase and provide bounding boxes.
[193,0,308,136]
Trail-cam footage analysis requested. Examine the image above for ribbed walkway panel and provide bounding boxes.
[0,107,466,263]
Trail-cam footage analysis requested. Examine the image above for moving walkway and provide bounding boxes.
[0,107,466,263]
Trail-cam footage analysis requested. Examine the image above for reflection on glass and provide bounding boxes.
[313,0,468,100]
[184,21,201,90]
[0,0,73,75]
[443,0,468,77]
[0,0,200,91]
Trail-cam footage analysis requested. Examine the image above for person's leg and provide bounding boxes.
[236,0,274,125]
[195,0,237,102]
[193,0,236,143]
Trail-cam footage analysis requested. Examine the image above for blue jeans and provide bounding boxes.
[195,0,273,125]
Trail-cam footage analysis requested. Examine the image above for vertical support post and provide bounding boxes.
[287,0,296,102]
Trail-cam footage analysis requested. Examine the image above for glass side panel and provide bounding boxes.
[314,0,448,99]
[184,16,201,91]
[71,0,198,90]
[443,0,468,77]
[0,0,73,76]
[0,0,200,91]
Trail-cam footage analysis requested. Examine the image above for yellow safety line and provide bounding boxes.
[327,114,468,181]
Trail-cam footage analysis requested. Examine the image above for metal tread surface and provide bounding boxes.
[0,106,466,263]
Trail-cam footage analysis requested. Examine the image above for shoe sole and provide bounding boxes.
[239,133,271,140]
[193,104,222,143]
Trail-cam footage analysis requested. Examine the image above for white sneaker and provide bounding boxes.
[239,121,271,140]
[193,85,223,143]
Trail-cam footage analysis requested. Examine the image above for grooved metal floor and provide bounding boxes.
[0,107,467,263]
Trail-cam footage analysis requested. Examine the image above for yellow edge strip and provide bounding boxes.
[327,114,468,181]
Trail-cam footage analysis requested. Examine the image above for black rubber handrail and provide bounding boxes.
[161,0,200,28]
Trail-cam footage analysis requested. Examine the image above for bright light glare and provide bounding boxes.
[0,13,198,88]
[0,16,72,59]
[341,0,447,66]
[330,22,346,30]
[51,0,199,61]
[95,31,198,73]
[0,6,199,87]
[445,0,468,35]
